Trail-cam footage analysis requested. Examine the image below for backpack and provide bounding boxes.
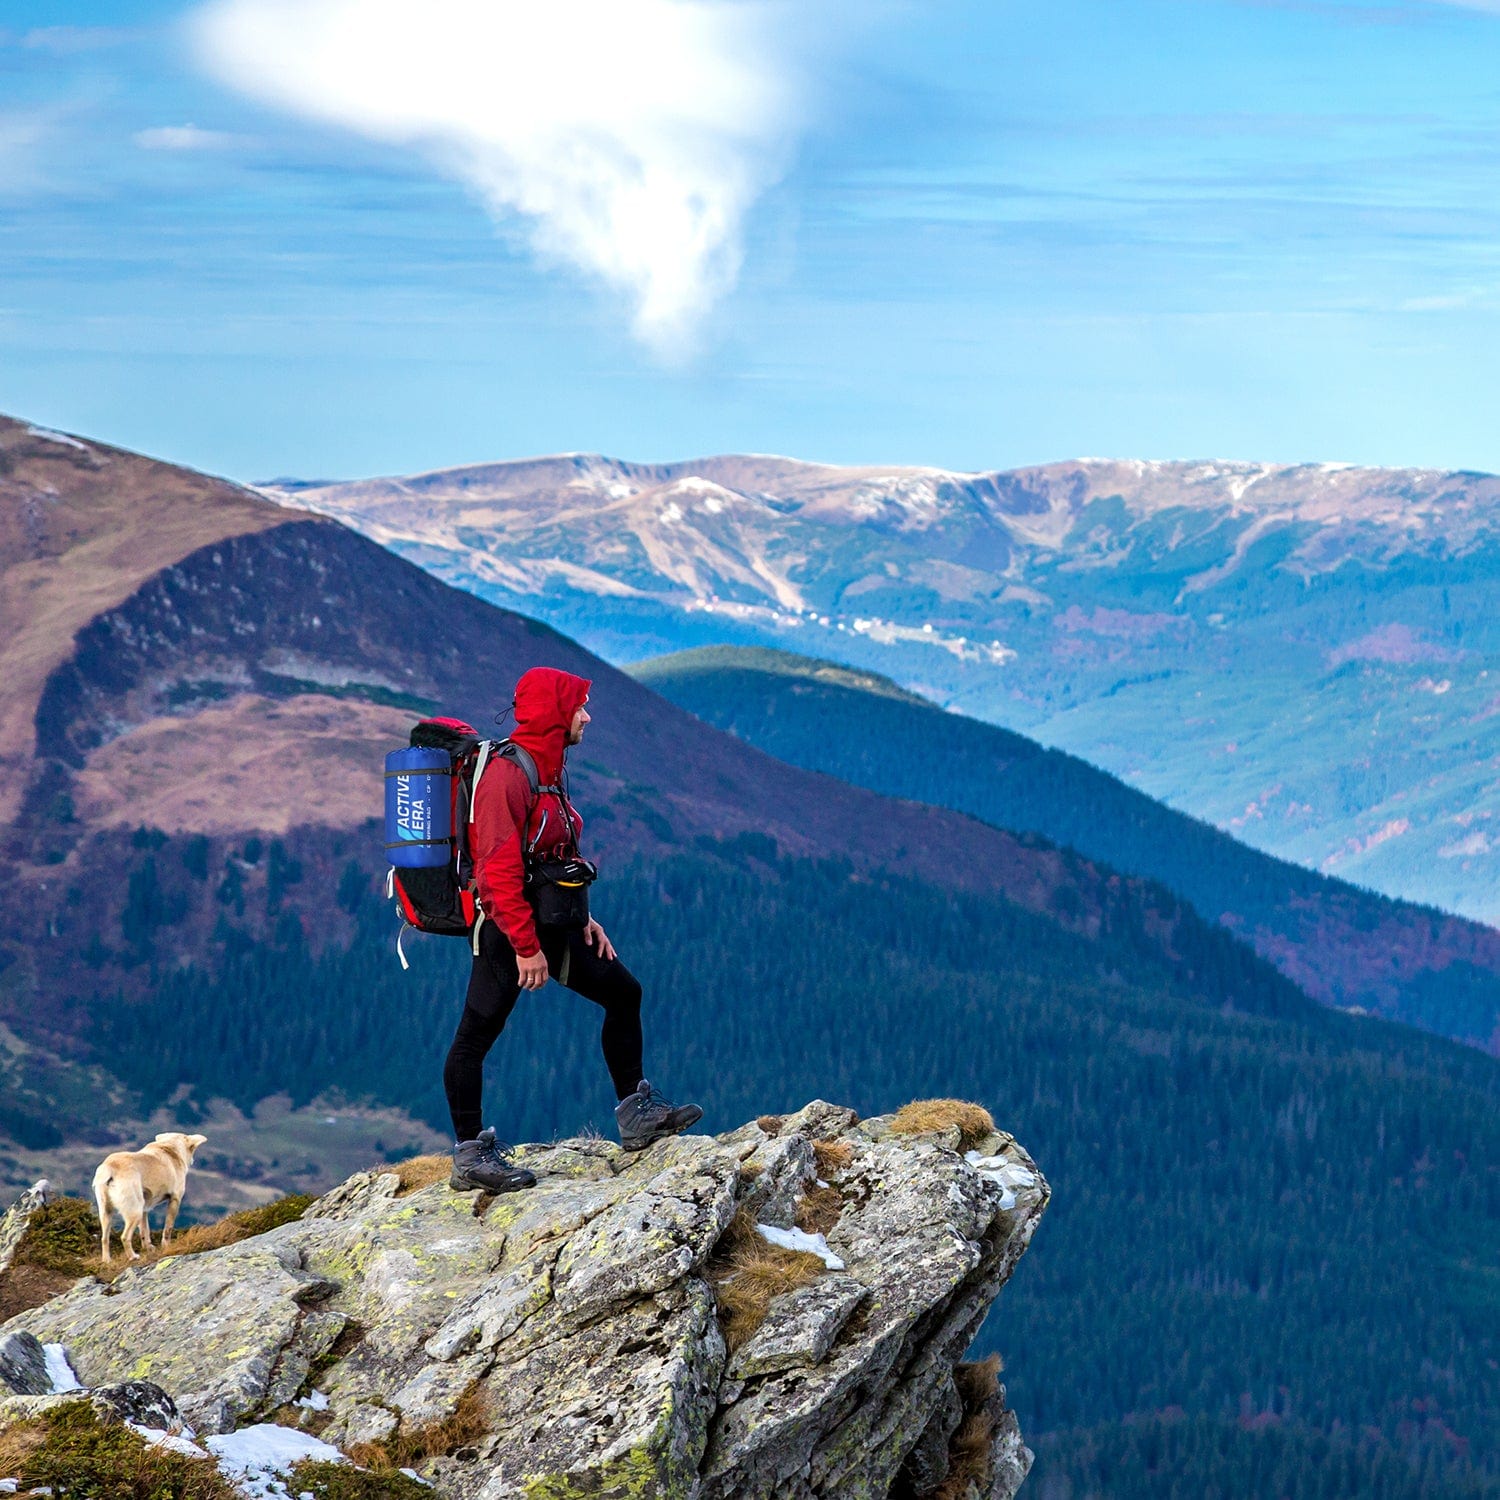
[385,717,542,968]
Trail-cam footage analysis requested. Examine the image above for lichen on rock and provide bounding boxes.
[0,1101,1047,1499]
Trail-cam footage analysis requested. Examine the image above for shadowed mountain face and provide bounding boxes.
[632,646,1500,1053]
[275,453,1500,924]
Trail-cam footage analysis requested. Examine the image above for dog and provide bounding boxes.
[92,1132,207,1263]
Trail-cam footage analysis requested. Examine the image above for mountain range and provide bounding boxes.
[632,645,1500,1052]
[273,453,1500,924]
[3,414,1497,1498]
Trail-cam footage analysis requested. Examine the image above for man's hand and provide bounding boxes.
[517,949,550,990]
[583,919,616,961]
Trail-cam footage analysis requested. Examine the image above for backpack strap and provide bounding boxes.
[493,739,541,797]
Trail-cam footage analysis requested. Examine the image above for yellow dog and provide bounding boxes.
[92,1132,207,1262]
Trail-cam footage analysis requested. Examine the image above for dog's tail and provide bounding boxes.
[93,1167,112,1262]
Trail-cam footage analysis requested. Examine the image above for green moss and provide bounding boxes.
[2,1402,235,1499]
[223,1194,314,1237]
[12,1196,102,1276]
[522,1444,692,1499]
[287,1459,432,1498]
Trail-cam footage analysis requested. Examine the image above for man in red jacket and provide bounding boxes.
[445,666,702,1194]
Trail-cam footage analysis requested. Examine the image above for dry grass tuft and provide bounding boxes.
[812,1138,854,1177]
[386,1154,453,1196]
[930,1356,1004,1500]
[955,1352,1003,1401]
[795,1184,844,1237]
[890,1099,995,1152]
[157,1195,314,1259]
[345,1384,489,1470]
[0,1418,47,1476]
[756,1115,785,1136]
[707,1208,829,1351]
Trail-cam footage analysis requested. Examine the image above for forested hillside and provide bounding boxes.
[633,645,1500,1052]
[82,835,1500,1500]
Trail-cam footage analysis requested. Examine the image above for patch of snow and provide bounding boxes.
[24,425,90,452]
[756,1223,845,1270]
[295,1390,329,1412]
[659,501,684,524]
[0,1481,18,1494]
[400,1471,434,1488]
[702,495,725,514]
[30,1178,51,1201]
[965,1152,1036,1211]
[127,1424,210,1460]
[207,1425,347,1498]
[43,1345,82,1393]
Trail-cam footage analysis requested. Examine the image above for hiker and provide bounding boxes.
[444,667,702,1193]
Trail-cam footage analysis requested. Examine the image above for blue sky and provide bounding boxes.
[2,0,1499,480]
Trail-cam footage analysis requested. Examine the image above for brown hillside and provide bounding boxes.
[0,416,295,822]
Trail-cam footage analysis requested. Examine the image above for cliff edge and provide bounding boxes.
[0,1101,1047,1498]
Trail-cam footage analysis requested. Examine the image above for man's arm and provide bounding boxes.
[471,760,541,959]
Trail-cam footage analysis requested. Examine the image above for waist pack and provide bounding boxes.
[525,855,598,930]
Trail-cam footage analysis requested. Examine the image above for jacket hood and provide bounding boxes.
[509,667,592,783]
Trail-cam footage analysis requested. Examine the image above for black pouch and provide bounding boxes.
[525,855,597,930]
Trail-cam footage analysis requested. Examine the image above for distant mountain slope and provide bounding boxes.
[632,646,1500,1051]
[275,453,1500,923]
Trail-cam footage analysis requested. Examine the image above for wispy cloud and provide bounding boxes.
[190,0,820,357]
[133,123,242,152]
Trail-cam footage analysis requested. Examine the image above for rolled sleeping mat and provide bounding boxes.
[384,746,453,869]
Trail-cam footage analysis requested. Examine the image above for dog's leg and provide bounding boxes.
[95,1179,112,1264]
[121,1182,146,1260]
[162,1194,181,1246]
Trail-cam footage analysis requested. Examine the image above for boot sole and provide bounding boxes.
[448,1172,537,1192]
[619,1116,704,1152]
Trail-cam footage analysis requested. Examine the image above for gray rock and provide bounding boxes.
[898,1372,963,1494]
[0,1182,51,1281]
[89,1380,182,1431]
[0,1104,1049,1498]
[728,1275,868,1379]
[0,1331,48,1396]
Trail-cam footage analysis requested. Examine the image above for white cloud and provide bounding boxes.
[134,123,241,151]
[190,0,816,356]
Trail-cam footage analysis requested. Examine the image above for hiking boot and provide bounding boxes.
[450,1127,537,1194]
[615,1080,704,1153]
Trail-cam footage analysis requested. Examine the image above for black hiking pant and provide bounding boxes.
[442,920,644,1143]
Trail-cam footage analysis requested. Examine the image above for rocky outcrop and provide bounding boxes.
[0,1182,50,1281]
[0,1104,1047,1498]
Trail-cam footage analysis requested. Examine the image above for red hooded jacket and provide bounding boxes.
[469,667,592,958]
